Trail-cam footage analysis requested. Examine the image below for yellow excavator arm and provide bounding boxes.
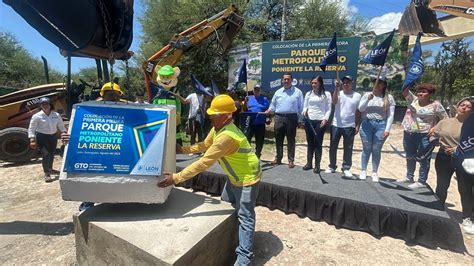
[143,4,244,99]
[399,0,474,36]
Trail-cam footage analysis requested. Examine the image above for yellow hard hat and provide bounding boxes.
[207,94,237,115]
[100,82,123,96]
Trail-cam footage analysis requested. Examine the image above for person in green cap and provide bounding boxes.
[152,64,185,145]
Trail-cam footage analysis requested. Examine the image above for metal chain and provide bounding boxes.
[98,0,115,83]
[125,58,130,95]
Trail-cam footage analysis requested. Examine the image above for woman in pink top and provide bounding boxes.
[400,83,448,189]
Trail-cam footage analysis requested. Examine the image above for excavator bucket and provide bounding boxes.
[398,2,445,36]
[219,12,245,53]
[3,0,133,60]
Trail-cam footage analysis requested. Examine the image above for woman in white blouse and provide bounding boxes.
[357,77,395,182]
[28,97,67,182]
[302,76,332,173]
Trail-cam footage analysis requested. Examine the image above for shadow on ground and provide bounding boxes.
[252,230,284,264]
[0,221,73,236]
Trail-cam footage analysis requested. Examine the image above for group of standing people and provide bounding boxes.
[260,72,396,182]
[241,71,473,235]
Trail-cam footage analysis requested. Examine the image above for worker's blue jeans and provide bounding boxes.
[403,131,432,184]
[221,181,259,266]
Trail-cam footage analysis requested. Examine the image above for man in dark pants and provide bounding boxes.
[326,76,361,177]
[265,73,304,168]
[244,84,270,158]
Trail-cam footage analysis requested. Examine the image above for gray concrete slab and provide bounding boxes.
[60,102,176,203]
[74,188,238,265]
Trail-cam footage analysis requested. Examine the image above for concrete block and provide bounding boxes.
[60,101,176,203]
[74,188,238,265]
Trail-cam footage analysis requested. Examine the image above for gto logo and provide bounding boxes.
[74,163,89,169]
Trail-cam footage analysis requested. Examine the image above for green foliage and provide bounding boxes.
[287,0,350,39]
[431,39,472,105]
[116,59,147,101]
[138,0,367,97]
[0,32,63,90]
[451,66,474,102]
[140,0,241,96]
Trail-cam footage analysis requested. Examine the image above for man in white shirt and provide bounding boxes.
[28,97,67,182]
[183,92,205,144]
[326,76,361,177]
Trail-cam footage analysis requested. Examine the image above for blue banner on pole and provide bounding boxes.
[362,29,395,66]
[191,74,213,97]
[64,104,169,176]
[455,112,474,158]
[319,32,338,72]
[235,59,247,85]
[239,112,259,130]
[402,32,424,90]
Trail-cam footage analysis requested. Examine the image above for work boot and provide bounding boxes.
[288,161,295,169]
[44,174,53,183]
[50,169,60,175]
[271,159,282,165]
[313,165,321,174]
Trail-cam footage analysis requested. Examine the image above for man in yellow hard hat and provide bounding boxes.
[158,94,261,266]
[78,81,125,212]
[98,82,124,102]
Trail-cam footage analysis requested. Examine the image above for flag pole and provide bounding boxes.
[372,65,384,94]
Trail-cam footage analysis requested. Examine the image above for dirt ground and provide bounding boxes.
[1,123,473,265]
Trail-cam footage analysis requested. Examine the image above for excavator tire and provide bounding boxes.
[0,127,38,163]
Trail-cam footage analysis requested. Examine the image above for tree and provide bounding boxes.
[433,39,472,106]
[0,32,63,90]
[140,0,243,96]
[287,0,351,39]
[139,0,362,96]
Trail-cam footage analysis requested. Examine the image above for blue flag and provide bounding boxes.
[319,32,338,72]
[191,74,213,97]
[239,112,258,130]
[455,112,474,159]
[211,79,220,96]
[363,29,395,66]
[402,32,424,90]
[234,59,247,85]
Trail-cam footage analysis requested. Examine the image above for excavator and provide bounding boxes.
[398,0,474,44]
[143,4,244,100]
[0,0,243,163]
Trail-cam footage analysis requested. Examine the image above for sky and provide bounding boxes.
[0,0,471,73]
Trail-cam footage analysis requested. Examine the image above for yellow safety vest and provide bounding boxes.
[213,123,261,187]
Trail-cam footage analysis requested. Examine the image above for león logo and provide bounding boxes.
[324,48,336,59]
[410,65,422,74]
[369,48,387,57]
